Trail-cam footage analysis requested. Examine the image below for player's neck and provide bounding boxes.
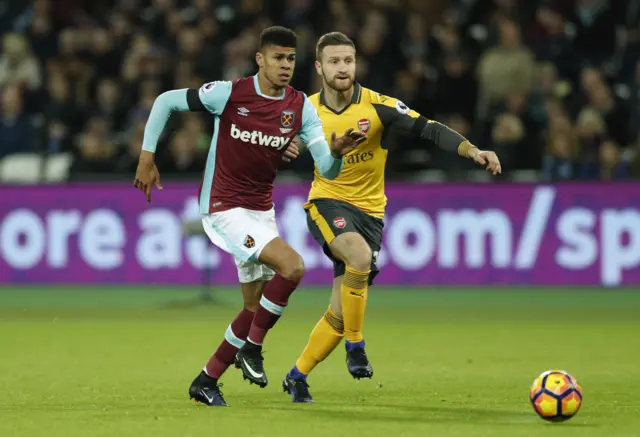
[322,85,354,112]
[257,72,285,98]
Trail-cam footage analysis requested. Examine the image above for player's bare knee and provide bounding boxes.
[345,245,372,272]
[241,290,261,312]
[280,255,306,282]
[240,280,266,312]
[243,296,260,312]
[332,233,372,272]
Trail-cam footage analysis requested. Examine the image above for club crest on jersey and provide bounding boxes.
[243,235,255,248]
[333,217,346,229]
[281,110,295,127]
[358,118,371,134]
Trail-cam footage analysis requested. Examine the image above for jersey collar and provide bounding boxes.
[253,74,286,100]
[319,82,362,115]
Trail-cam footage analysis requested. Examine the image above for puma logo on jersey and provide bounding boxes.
[230,124,291,150]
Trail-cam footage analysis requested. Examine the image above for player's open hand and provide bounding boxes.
[330,128,367,158]
[470,149,502,176]
[133,151,163,203]
[282,138,300,162]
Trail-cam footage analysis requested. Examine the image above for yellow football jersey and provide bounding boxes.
[307,83,422,218]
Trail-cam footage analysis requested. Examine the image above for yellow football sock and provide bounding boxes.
[341,266,370,343]
[295,307,344,374]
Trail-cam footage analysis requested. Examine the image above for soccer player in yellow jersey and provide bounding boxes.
[282,32,501,403]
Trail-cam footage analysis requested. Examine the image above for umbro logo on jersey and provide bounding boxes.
[280,127,293,134]
[238,107,249,116]
[230,124,291,150]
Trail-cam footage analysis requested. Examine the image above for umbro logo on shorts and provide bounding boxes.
[243,235,255,248]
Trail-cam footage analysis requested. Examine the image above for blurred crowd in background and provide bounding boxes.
[1,0,640,182]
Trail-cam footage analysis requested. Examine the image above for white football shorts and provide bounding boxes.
[201,207,278,283]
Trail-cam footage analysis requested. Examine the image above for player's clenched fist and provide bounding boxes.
[282,138,301,162]
[133,150,163,203]
[469,149,502,176]
[330,128,367,158]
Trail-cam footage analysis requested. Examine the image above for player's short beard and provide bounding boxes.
[322,69,354,92]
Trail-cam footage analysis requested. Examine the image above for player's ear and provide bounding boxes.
[256,51,264,68]
[314,60,322,75]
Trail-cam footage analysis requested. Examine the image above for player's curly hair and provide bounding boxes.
[259,26,297,50]
[316,32,355,60]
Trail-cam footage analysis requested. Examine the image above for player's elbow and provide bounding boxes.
[154,89,187,111]
[155,90,172,104]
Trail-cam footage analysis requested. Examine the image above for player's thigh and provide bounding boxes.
[305,199,365,266]
[201,208,279,282]
[258,237,305,282]
[201,208,278,262]
[329,232,372,272]
[305,199,375,272]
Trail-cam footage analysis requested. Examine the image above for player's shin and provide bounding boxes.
[294,306,344,376]
[246,273,299,345]
[205,308,255,379]
[341,266,370,344]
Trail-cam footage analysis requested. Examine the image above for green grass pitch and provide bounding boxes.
[1,287,639,437]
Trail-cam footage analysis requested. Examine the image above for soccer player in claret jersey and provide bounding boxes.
[133,27,366,407]
[281,32,502,403]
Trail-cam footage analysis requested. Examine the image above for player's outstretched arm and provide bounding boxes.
[133,89,190,203]
[140,82,231,154]
[134,82,232,202]
[418,119,501,175]
[372,96,501,175]
[306,137,344,179]
[298,96,343,179]
[298,96,366,179]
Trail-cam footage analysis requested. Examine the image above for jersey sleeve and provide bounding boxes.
[195,81,232,114]
[141,82,232,154]
[299,95,344,180]
[372,94,469,152]
[141,89,190,153]
[371,95,421,132]
[299,95,326,146]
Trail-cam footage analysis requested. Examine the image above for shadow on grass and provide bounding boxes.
[2,398,597,429]
[250,401,596,427]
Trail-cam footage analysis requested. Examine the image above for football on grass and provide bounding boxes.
[530,370,583,422]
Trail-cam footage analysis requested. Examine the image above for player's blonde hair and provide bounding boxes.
[316,32,355,60]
